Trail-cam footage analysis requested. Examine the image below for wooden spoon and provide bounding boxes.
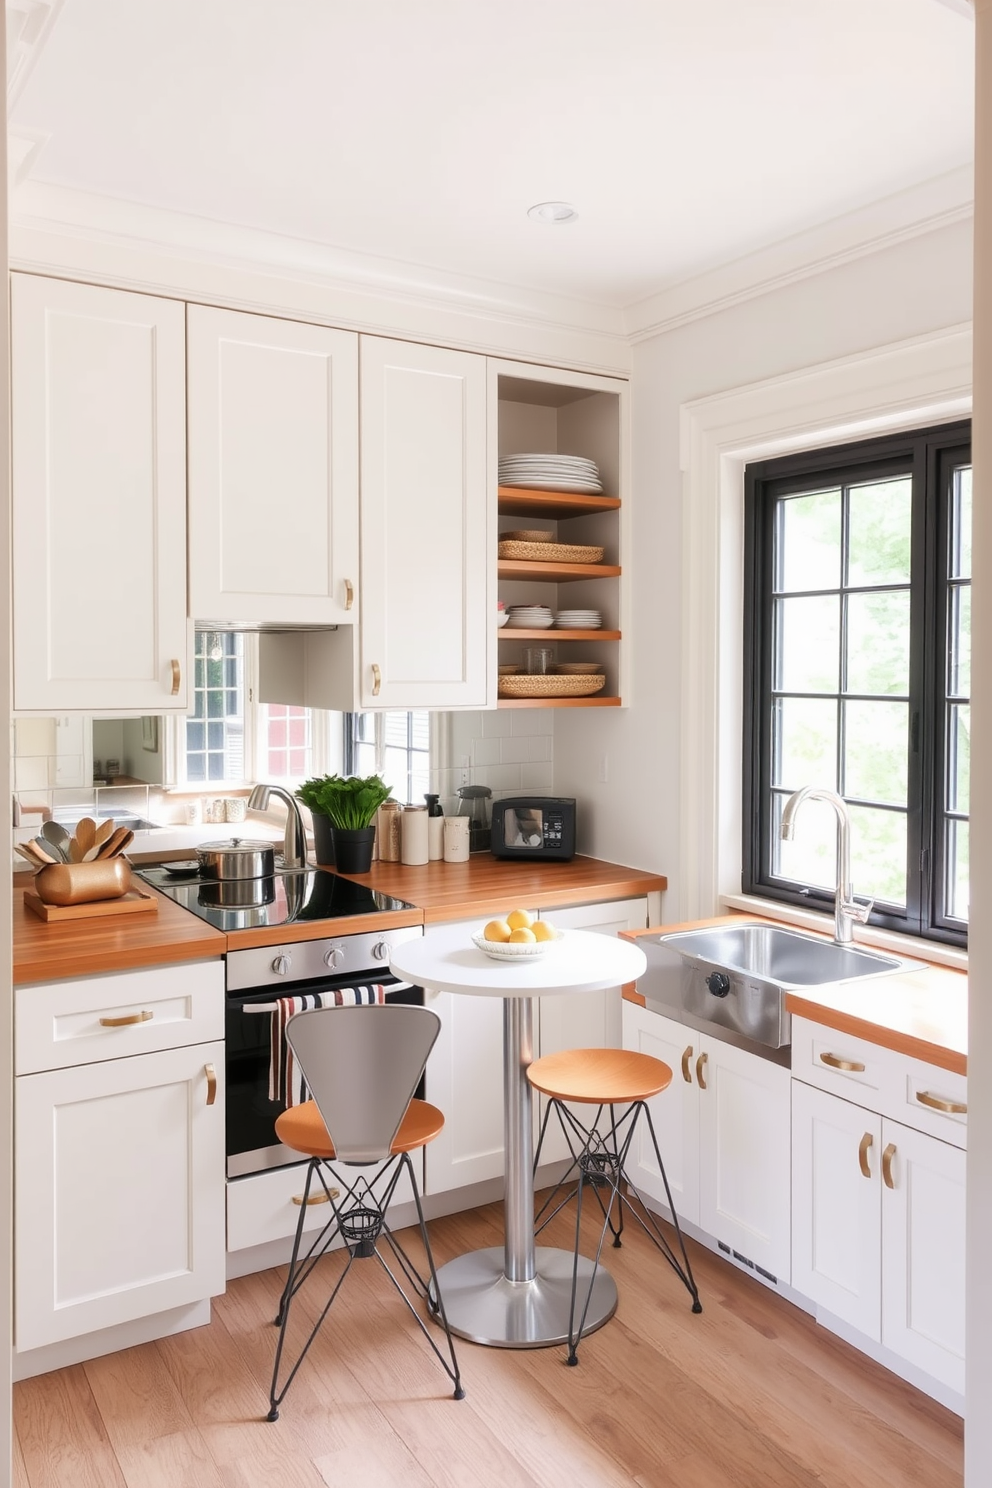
[73,817,97,858]
[92,818,115,851]
[97,826,132,859]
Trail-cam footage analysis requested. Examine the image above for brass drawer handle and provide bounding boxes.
[696,1051,708,1090]
[170,658,181,695]
[882,1142,896,1190]
[916,1090,967,1115]
[205,1063,217,1106]
[292,1189,339,1207]
[858,1131,873,1179]
[819,1052,866,1073]
[99,1010,154,1028]
[371,663,381,697]
[345,579,354,610]
[681,1046,693,1084]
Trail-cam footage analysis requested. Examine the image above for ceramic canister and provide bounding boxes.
[428,814,445,861]
[376,801,402,862]
[442,814,470,863]
[400,805,429,866]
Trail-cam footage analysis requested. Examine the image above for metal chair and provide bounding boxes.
[528,1046,702,1365]
[266,1003,465,1420]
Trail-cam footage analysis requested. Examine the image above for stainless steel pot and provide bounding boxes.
[197,876,277,909]
[195,839,275,880]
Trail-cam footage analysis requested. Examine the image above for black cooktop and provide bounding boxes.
[135,864,417,933]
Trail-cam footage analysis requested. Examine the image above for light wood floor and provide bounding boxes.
[13,1194,964,1488]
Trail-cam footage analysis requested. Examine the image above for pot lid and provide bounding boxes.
[196,838,274,853]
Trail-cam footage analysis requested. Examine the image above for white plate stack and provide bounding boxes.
[498,453,603,494]
[555,609,602,629]
[506,605,555,629]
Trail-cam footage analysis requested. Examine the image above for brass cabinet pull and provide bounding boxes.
[681,1046,693,1084]
[292,1189,339,1206]
[344,579,354,610]
[371,663,381,697]
[205,1063,217,1106]
[170,658,181,695]
[882,1142,896,1189]
[819,1052,866,1073]
[696,1051,708,1090]
[916,1090,967,1115]
[858,1131,873,1179]
[99,1009,154,1028]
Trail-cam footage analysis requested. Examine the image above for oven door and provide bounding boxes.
[225,974,423,1179]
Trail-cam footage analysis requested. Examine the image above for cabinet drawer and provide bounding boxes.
[16,961,224,1074]
[888,1060,967,1150]
[227,1153,418,1253]
[791,1019,889,1106]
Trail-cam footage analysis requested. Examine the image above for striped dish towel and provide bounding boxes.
[269,985,386,1108]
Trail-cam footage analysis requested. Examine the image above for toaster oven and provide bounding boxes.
[490,796,576,861]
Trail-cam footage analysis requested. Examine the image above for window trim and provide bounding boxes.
[742,420,969,946]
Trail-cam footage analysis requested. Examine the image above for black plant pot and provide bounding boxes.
[330,826,376,875]
[312,814,335,867]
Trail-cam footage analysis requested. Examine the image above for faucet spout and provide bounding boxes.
[779,786,872,945]
[247,783,308,870]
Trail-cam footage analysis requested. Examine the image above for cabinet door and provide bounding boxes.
[535,900,644,1164]
[16,1042,225,1351]
[187,306,359,627]
[698,1036,792,1284]
[11,274,189,712]
[621,1002,699,1226]
[880,1119,966,1393]
[791,1081,881,1339]
[359,337,489,709]
[423,990,505,1195]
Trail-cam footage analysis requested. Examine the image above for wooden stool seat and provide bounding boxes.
[527,1047,673,1104]
[275,1097,445,1159]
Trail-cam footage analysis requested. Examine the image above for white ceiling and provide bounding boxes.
[6,0,976,319]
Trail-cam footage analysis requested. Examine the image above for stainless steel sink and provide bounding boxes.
[56,814,161,831]
[642,922,912,1051]
[661,924,902,987]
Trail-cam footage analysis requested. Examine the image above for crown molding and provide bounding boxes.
[624,166,974,342]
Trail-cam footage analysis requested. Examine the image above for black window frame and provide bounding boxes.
[742,419,970,947]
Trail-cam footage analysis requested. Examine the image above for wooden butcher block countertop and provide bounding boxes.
[621,915,967,1075]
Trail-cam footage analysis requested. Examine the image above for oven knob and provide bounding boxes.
[371,940,390,961]
[706,971,731,998]
[323,946,343,969]
[272,954,292,977]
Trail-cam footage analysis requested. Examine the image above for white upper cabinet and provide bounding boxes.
[187,306,359,627]
[11,274,189,713]
[358,336,489,709]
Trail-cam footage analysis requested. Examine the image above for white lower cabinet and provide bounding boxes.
[423,987,505,1196]
[792,1078,966,1395]
[14,962,226,1354]
[622,1001,792,1285]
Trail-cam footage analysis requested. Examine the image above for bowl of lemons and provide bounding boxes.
[471,908,562,960]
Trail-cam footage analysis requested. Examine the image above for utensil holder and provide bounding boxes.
[34,858,132,907]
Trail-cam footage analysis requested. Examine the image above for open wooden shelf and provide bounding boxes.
[497,695,622,709]
[500,627,621,642]
[498,559,621,583]
[497,487,620,518]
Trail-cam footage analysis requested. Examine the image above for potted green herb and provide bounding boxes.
[296,774,393,873]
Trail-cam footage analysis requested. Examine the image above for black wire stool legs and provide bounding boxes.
[267,1153,464,1420]
[534,1098,702,1365]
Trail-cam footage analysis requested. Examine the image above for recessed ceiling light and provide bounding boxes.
[527,201,578,225]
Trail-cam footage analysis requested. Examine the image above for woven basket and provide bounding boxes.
[501,529,554,543]
[498,540,605,564]
[498,674,607,698]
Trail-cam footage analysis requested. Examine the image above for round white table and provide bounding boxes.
[390,922,648,1348]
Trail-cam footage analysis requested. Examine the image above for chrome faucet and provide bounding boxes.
[779,787,873,945]
[247,783,308,870]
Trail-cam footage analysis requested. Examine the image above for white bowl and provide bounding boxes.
[472,929,564,960]
[497,611,509,628]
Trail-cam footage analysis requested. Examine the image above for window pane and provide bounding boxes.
[384,713,409,749]
[775,596,839,692]
[383,746,409,800]
[947,703,970,815]
[771,792,837,891]
[947,819,969,921]
[950,466,972,581]
[843,700,908,808]
[775,489,841,592]
[847,477,912,587]
[772,697,837,792]
[846,590,910,696]
[849,805,907,909]
[186,631,246,783]
[948,584,971,698]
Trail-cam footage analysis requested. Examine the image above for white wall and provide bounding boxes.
[552,218,974,912]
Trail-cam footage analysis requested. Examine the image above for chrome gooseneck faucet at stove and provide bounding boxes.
[247,783,308,869]
[780,786,873,945]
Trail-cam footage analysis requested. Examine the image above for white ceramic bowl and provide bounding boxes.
[497,611,509,628]
[472,929,563,960]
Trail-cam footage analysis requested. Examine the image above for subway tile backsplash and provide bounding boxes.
[435,710,554,811]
